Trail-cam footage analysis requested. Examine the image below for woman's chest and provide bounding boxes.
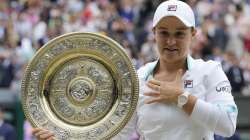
[137,74,207,130]
[137,102,188,128]
[183,73,207,99]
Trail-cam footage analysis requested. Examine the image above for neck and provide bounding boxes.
[158,58,187,73]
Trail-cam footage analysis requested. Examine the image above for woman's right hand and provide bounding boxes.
[32,128,55,140]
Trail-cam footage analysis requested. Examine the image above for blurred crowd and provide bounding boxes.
[0,0,250,140]
[1,1,250,94]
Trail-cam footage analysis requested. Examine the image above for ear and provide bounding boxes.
[152,28,156,42]
[191,27,197,37]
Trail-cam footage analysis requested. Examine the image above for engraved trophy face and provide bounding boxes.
[21,32,139,140]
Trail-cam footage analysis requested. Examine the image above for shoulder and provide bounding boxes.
[192,59,229,88]
[137,61,157,80]
[192,59,223,75]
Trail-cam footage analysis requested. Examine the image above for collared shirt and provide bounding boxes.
[113,55,238,140]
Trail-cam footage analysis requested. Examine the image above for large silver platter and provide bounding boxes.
[21,32,139,140]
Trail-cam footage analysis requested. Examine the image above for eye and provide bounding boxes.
[158,30,169,37]
[175,31,186,38]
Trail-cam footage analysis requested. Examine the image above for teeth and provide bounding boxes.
[165,48,177,51]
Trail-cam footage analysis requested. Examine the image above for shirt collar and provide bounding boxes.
[145,54,195,80]
[187,54,195,70]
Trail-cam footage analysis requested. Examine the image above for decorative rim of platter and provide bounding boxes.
[21,32,139,140]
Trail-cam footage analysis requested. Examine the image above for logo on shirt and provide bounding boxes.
[167,5,177,11]
[184,80,193,88]
[216,86,231,93]
[215,81,231,93]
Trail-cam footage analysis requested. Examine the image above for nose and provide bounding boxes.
[166,36,176,46]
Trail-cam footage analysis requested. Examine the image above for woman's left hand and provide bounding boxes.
[144,69,184,104]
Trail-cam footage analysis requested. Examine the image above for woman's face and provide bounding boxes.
[154,16,196,63]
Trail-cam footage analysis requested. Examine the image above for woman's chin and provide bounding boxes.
[161,55,184,64]
[162,54,178,61]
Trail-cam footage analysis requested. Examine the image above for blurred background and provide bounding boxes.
[0,0,250,140]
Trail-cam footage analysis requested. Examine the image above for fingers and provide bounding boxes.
[47,137,56,140]
[148,79,161,86]
[175,69,183,82]
[32,128,55,140]
[144,92,160,97]
[146,82,160,92]
[144,97,163,104]
[32,128,42,134]
[34,129,49,137]
[40,132,55,139]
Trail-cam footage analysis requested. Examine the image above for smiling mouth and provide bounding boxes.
[164,48,178,52]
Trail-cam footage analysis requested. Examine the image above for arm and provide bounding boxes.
[144,64,237,137]
[32,128,55,140]
[189,64,238,137]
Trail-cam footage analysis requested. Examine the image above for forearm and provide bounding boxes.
[178,92,237,137]
[188,99,237,137]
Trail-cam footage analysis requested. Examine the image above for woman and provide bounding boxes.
[33,0,238,139]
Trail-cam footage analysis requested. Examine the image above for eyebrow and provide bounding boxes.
[157,27,189,30]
